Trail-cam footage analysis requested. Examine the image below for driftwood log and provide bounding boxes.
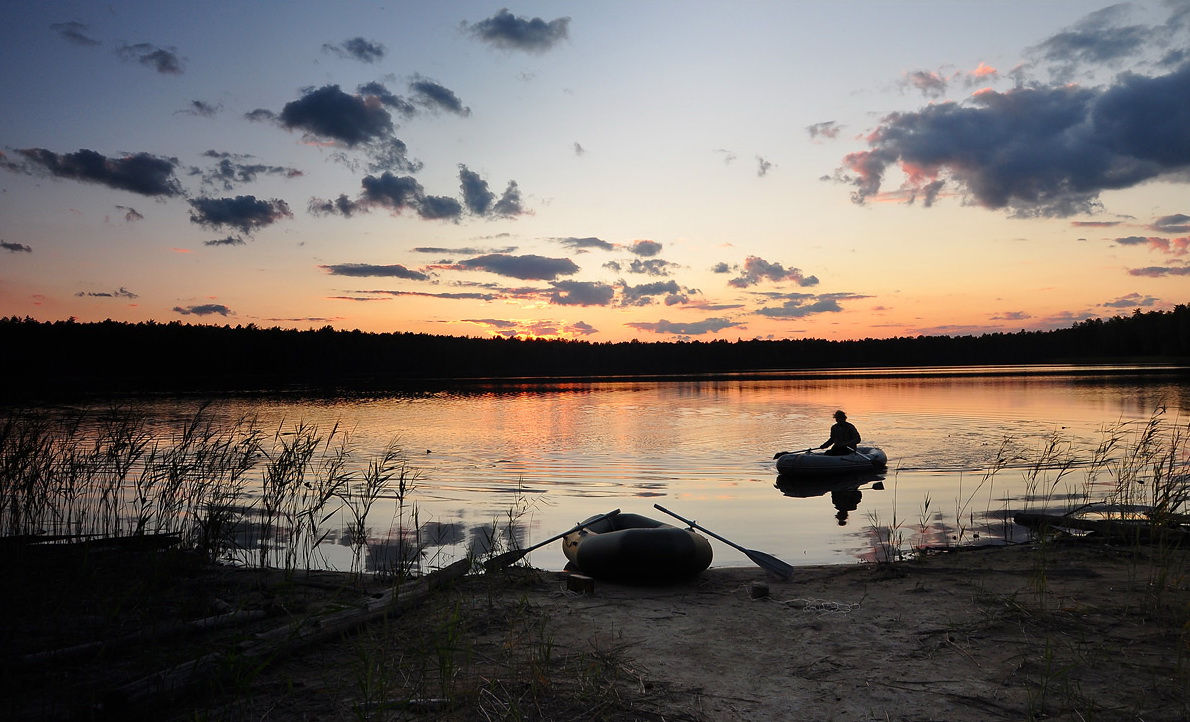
[98,558,471,715]
[1013,512,1189,546]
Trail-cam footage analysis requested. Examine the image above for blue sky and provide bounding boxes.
[2,1,1188,341]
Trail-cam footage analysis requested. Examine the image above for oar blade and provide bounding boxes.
[745,549,795,580]
[481,548,527,571]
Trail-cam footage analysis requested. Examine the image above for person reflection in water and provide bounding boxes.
[820,409,861,455]
[831,488,862,525]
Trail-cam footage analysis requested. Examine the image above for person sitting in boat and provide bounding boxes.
[820,410,861,455]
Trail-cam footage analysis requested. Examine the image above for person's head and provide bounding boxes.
[834,410,847,421]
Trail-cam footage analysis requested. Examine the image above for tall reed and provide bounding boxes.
[0,406,421,575]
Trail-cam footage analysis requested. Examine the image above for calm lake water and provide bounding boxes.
[71,364,1190,572]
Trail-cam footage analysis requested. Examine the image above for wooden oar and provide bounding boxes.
[653,503,795,580]
[482,509,621,571]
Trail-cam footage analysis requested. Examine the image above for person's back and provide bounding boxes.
[821,410,861,455]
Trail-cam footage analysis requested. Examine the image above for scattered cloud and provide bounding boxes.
[549,280,615,306]
[450,253,579,281]
[181,100,222,117]
[618,280,688,307]
[320,263,429,280]
[115,205,143,222]
[1114,235,1189,255]
[902,70,948,98]
[1102,292,1158,308]
[842,61,1190,217]
[173,303,233,316]
[194,150,302,190]
[756,155,774,177]
[464,9,570,54]
[187,195,292,238]
[629,240,662,257]
[2,241,33,253]
[462,317,598,339]
[1151,213,1190,234]
[76,287,137,299]
[990,310,1032,320]
[322,37,385,63]
[276,84,394,147]
[115,43,184,74]
[410,77,471,116]
[50,21,100,46]
[727,256,819,288]
[1029,4,1156,74]
[8,148,183,197]
[605,258,679,277]
[807,121,842,140]
[411,245,518,255]
[558,236,615,252]
[624,317,742,336]
[1128,264,1190,277]
[312,166,524,222]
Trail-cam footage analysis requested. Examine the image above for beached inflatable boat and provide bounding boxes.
[562,512,713,581]
[774,446,888,477]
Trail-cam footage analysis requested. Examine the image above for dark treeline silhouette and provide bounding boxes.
[2,305,1187,396]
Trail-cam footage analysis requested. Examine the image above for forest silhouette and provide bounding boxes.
[2,305,1186,396]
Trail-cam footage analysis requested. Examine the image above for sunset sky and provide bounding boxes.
[2,1,1188,342]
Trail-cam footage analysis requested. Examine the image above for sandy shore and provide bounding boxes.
[5,539,1188,721]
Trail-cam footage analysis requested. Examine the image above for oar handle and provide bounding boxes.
[652,503,746,553]
[526,508,621,553]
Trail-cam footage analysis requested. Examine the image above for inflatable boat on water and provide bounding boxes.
[562,511,713,581]
[774,446,888,477]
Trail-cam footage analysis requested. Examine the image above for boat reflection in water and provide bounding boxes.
[775,471,886,526]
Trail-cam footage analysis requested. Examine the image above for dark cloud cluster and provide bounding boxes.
[322,37,386,64]
[410,78,471,116]
[464,9,570,53]
[75,287,137,299]
[411,245,518,255]
[618,280,689,307]
[629,240,662,257]
[275,84,395,148]
[1101,292,1158,308]
[624,318,741,336]
[1128,264,1190,277]
[842,62,1190,217]
[727,256,819,289]
[310,166,523,222]
[1114,235,1189,255]
[1152,213,1190,234]
[173,304,233,316]
[451,253,578,281]
[754,292,855,318]
[603,258,678,277]
[2,241,33,253]
[1030,4,1171,76]
[115,43,184,74]
[558,236,615,252]
[194,151,302,190]
[842,2,1190,219]
[548,280,615,306]
[187,195,292,240]
[8,148,183,197]
[320,263,429,280]
[115,205,143,222]
[459,165,523,216]
[463,318,598,339]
